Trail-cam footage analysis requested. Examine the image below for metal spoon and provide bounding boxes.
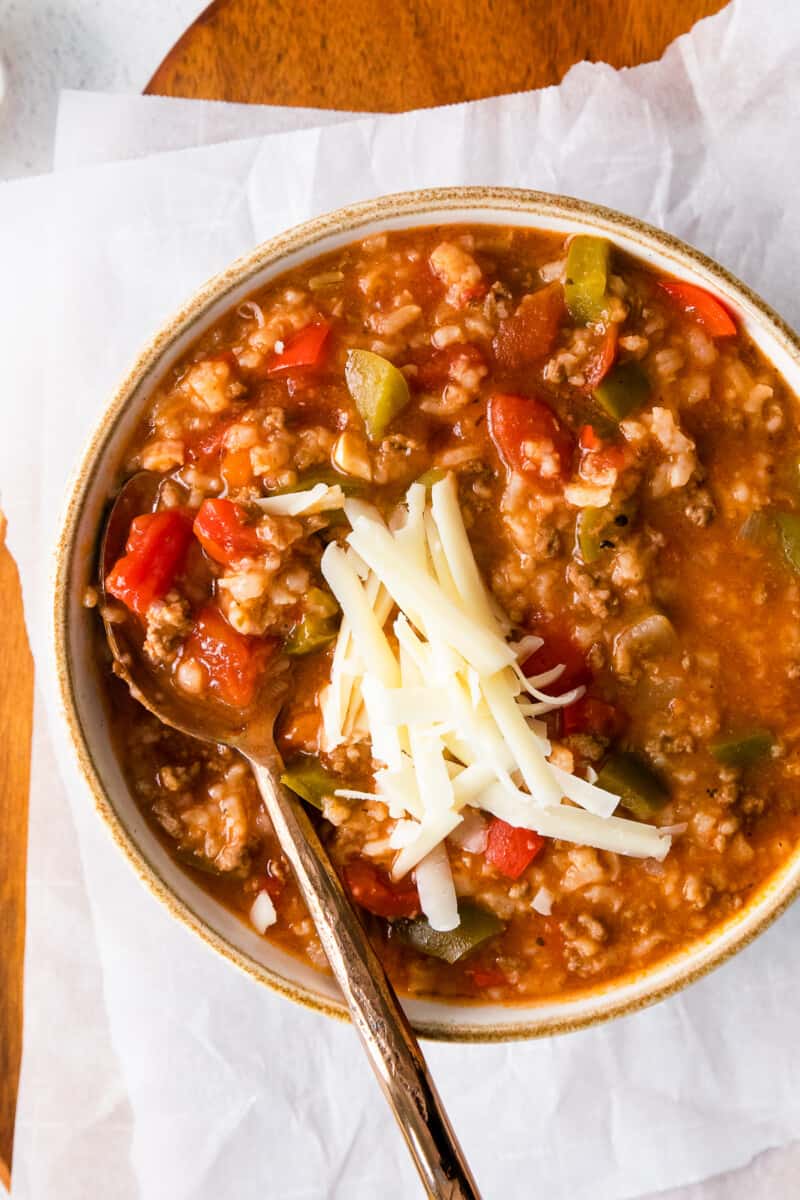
[99,472,481,1200]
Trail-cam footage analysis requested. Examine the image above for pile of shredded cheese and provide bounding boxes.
[268,475,671,934]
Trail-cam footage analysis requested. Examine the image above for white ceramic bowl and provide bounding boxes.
[53,187,800,1040]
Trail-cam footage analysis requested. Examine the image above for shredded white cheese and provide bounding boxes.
[320,544,399,687]
[481,670,564,808]
[430,473,499,629]
[392,810,462,880]
[256,482,345,515]
[375,760,424,821]
[549,763,620,818]
[511,633,544,662]
[479,781,670,861]
[346,508,515,676]
[312,474,672,901]
[414,842,459,931]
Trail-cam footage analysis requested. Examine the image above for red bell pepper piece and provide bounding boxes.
[492,282,565,369]
[193,498,262,565]
[264,320,331,375]
[579,324,619,391]
[183,604,275,707]
[562,696,625,739]
[659,281,736,338]
[106,509,193,617]
[579,423,602,451]
[343,859,421,919]
[488,392,574,488]
[485,819,545,880]
[521,627,591,694]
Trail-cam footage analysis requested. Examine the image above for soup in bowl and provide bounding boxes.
[54,188,800,1039]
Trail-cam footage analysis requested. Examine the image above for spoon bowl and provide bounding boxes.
[99,471,285,748]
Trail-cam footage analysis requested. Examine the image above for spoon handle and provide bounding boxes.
[249,760,482,1200]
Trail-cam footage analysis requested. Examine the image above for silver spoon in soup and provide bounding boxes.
[99,470,481,1200]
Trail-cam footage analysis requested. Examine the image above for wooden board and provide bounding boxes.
[0,524,33,1193]
[1,0,726,1185]
[146,0,726,110]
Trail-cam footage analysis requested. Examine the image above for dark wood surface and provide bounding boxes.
[0,528,33,1193]
[1,0,728,1185]
[146,0,726,110]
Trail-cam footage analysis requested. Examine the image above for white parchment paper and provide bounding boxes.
[4,2,800,1196]
[53,89,362,170]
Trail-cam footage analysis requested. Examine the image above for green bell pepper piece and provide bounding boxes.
[776,512,800,574]
[281,757,340,810]
[594,361,651,421]
[345,349,410,442]
[710,731,773,767]
[575,500,637,565]
[565,236,612,324]
[310,586,339,619]
[575,507,607,565]
[393,900,505,964]
[285,587,340,656]
[596,752,669,820]
[285,614,339,656]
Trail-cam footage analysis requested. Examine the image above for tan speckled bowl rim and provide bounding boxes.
[53,186,800,1042]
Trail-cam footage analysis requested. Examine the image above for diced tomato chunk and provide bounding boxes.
[465,965,507,989]
[521,627,591,694]
[183,604,275,707]
[488,392,574,488]
[659,281,736,338]
[343,860,421,919]
[492,282,565,369]
[485,819,545,880]
[106,509,193,617]
[193,498,262,565]
[562,696,625,739]
[579,324,619,392]
[411,342,486,391]
[264,321,331,375]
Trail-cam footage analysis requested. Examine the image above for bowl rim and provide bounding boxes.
[52,184,800,1042]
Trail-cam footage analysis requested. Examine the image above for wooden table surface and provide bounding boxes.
[0,0,726,1186]
[147,0,725,109]
[0,521,32,1194]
